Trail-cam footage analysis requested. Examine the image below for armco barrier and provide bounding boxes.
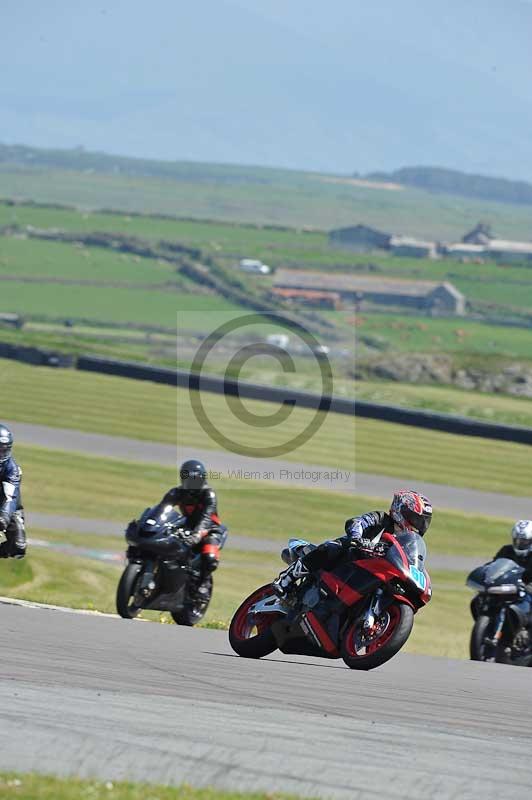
[76,355,532,446]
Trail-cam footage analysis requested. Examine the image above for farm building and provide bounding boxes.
[389,236,438,259]
[328,224,391,252]
[444,242,486,260]
[487,239,532,263]
[272,288,342,310]
[273,270,465,315]
[462,222,493,245]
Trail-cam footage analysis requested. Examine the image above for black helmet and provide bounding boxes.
[180,459,207,494]
[0,425,13,464]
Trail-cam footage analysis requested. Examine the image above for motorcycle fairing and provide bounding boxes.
[301,611,340,657]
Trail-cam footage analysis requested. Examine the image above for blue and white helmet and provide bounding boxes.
[511,520,532,557]
[0,425,13,464]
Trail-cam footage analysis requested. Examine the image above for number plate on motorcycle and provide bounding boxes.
[409,565,426,590]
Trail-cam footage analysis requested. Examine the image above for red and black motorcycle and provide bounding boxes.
[229,532,431,670]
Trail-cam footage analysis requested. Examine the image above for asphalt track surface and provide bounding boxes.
[9,420,532,518]
[1,602,531,800]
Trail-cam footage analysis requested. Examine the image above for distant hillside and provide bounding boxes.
[367,166,532,207]
[3,144,532,241]
[0,144,294,186]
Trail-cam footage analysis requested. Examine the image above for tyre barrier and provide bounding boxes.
[76,355,532,446]
[0,342,75,368]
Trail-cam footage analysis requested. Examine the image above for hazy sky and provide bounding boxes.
[2,1,532,178]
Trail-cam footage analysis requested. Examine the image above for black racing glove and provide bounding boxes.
[356,538,388,557]
[177,528,205,547]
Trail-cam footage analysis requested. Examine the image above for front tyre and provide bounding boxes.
[341,603,414,671]
[229,584,280,658]
[172,575,213,627]
[116,563,143,619]
[470,615,509,663]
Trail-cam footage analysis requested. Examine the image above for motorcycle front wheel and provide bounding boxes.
[172,575,213,626]
[341,603,414,670]
[470,614,517,664]
[229,584,280,658]
[116,563,143,619]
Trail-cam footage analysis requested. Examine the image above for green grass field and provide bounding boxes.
[0,280,244,329]
[4,359,532,494]
[355,379,532,427]
[0,236,188,285]
[3,197,532,365]
[3,164,532,240]
[19,444,510,559]
[0,772,298,800]
[351,312,532,359]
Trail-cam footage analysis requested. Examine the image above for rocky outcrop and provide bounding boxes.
[354,353,532,398]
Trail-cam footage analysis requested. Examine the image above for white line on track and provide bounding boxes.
[0,595,132,619]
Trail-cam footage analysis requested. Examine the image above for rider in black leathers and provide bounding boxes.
[0,425,26,559]
[273,490,432,597]
[493,520,532,588]
[158,459,227,597]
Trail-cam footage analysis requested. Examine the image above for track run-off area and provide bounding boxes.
[8,420,532,519]
[1,601,531,800]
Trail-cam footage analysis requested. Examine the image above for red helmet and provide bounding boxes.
[390,490,432,536]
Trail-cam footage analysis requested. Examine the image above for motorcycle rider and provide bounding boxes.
[158,459,227,598]
[492,520,532,586]
[273,489,432,598]
[0,424,26,560]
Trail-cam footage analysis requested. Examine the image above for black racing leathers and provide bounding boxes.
[0,456,26,558]
[493,544,532,586]
[160,484,226,580]
[302,511,392,572]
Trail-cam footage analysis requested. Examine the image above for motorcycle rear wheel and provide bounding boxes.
[341,603,414,670]
[229,584,280,658]
[116,563,143,619]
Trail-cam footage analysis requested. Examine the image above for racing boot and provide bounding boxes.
[272,558,309,599]
[6,511,26,559]
[189,568,213,602]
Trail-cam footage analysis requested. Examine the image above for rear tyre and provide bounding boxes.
[172,575,213,626]
[341,603,414,671]
[116,564,143,619]
[229,584,280,658]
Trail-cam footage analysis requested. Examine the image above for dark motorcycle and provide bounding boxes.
[229,532,431,671]
[467,558,532,666]
[117,504,211,626]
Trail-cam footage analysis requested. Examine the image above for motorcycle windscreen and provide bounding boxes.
[479,558,524,586]
[389,531,427,569]
[139,504,186,532]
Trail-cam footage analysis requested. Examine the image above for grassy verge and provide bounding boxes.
[0,773,299,800]
[5,359,532,493]
[403,571,472,660]
[19,444,510,557]
[353,417,532,496]
[0,543,282,624]
[355,379,532,428]
[1,359,356,470]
